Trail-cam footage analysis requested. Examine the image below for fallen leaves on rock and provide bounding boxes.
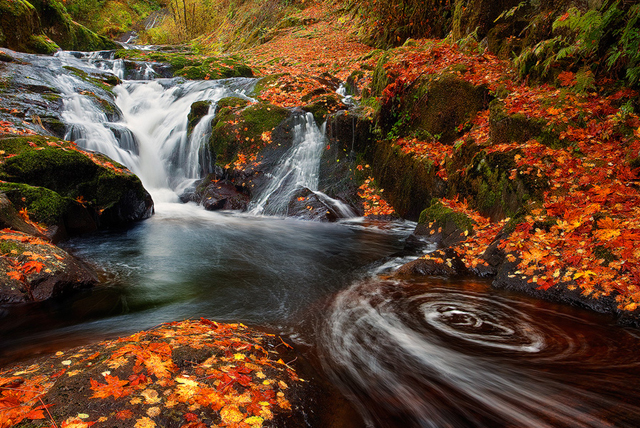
[0,319,302,427]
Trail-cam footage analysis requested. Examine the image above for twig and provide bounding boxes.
[40,396,58,428]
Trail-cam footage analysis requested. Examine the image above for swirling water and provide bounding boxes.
[2,50,640,427]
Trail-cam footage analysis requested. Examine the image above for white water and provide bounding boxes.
[250,112,355,217]
[53,52,353,212]
[54,51,258,202]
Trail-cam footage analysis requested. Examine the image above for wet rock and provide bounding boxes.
[198,179,250,211]
[414,199,475,247]
[187,100,212,136]
[0,48,120,137]
[0,229,98,304]
[0,135,153,232]
[396,248,469,277]
[285,187,339,222]
[0,193,45,237]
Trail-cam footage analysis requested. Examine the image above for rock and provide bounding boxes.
[198,179,250,211]
[187,100,212,136]
[396,248,468,277]
[29,0,117,52]
[302,94,347,125]
[0,193,45,237]
[0,135,153,232]
[285,187,339,222]
[0,229,98,303]
[448,148,549,221]
[414,199,475,247]
[0,0,59,54]
[209,98,291,168]
[379,73,492,144]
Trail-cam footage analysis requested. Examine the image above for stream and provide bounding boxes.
[1,49,640,427]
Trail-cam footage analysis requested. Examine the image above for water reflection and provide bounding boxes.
[0,204,409,363]
[319,278,640,427]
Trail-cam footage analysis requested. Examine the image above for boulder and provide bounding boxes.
[198,179,250,211]
[396,248,469,277]
[0,229,98,303]
[285,187,339,222]
[0,0,60,54]
[0,136,153,234]
[414,199,475,247]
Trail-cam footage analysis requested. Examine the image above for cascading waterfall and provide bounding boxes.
[250,112,355,217]
[53,50,257,202]
[50,51,355,214]
[250,113,325,216]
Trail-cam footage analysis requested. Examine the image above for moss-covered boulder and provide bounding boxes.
[379,74,491,144]
[209,98,290,167]
[187,100,212,136]
[415,199,476,247]
[0,0,59,54]
[489,99,565,148]
[302,94,346,125]
[29,0,117,51]
[0,135,153,234]
[448,149,549,221]
[0,229,98,303]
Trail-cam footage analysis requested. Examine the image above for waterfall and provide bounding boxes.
[250,113,355,218]
[53,48,255,202]
[47,50,353,215]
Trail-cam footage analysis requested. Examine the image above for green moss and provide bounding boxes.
[0,182,71,225]
[187,101,212,136]
[27,34,59,54]
[303,94,343,125]
[419,199,475,233]
[209,99,289,165]
[0,240,22,255]
[0,136,143,208]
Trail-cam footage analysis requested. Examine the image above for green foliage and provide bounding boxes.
[515,1,640,87]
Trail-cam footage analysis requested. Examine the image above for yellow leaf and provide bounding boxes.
[245,415,265,427]
[134,416,156,428]
[220,405,244,424]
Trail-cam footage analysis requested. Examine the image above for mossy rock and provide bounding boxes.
[209,99,290,166]
[449,149,549,221]
[173,57,253,80]
[29,0,117,51]
[379,73,492,144]
[0,229,98,303]
[187,101,212,136]
[0,135,153,229]
[0,182,71,225]
[489,99,566,148]
[302,94,345,125]
[415,199,475,247]
[0,0,60,54]
[367,139,447,220]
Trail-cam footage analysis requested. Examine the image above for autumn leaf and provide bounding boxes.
[134,416,156,428]
[220,405,244,424]
[90,374,130,399]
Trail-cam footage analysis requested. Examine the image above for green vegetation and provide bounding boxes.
[514,1,640,87]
